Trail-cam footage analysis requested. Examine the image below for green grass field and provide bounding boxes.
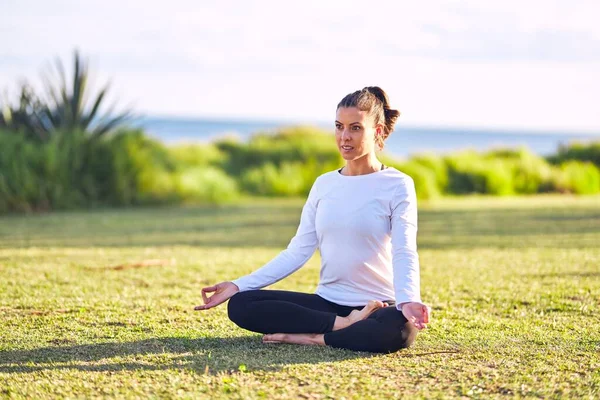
[1,195,599,399]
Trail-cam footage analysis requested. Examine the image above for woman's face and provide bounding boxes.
[335,107,381,161]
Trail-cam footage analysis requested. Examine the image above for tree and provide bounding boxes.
[0,50,131,141]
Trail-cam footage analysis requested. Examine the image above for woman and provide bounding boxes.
[195,86,431,353]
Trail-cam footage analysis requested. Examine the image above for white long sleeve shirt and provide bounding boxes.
[231,167,421,312]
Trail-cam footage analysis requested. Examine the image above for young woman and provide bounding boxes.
[195,86,431,353]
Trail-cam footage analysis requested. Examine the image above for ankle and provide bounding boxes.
[332,316,348,331]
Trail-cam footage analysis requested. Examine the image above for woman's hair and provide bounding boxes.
[337,86,400,150]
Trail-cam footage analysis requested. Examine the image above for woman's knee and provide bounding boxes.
[366,309,419,353]
[382,313,418,352]
[227,291,251,326]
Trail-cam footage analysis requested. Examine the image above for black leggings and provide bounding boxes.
[227,289,417,353]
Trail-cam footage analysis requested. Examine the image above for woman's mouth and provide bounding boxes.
[341,145,354,152]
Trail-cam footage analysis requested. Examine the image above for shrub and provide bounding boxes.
[0,129,181,212]
[444,151,487,194]
[553,161,600,194]
[380,157,440,200]
[168,143,227,169]
[548,141,600,167]
[410,153,449,193]
[444,152,515,195]
[175,166,240,203]
[216,126,342,176]
[240,161,312,197]
[485,148,555,194]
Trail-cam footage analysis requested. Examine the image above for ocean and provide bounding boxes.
[137,116,600,158]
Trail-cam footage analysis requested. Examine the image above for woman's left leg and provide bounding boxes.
[323,306,418,353]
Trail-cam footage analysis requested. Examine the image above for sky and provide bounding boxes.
[2,0,600,133]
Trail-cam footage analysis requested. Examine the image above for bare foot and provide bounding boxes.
[333,300,387,331]
[262,333,325,346]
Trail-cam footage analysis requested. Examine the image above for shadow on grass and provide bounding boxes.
[0,336,378,374]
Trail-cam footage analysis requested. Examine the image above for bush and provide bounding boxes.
[444,151,487,194]
[240,159,331,197]
[553,161,600,194]
[380,157,440,200]
[0,130,96,212]
[548,141,600,167]
[175,166,240,203]
[216,126,342,176]
[0,129,181,212]
[410,153,449,193]
[168,143,227,169]
[485,148,555,194]
[101,130,178,205]
[444,152,515,196]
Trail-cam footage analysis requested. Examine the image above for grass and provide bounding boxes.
[0,195,599,399]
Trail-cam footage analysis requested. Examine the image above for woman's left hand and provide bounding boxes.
[401,302,431,330]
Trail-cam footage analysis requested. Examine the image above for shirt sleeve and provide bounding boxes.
[390,176,422,311]
[231,178,320,291]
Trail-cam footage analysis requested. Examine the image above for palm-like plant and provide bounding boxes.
[0,84,50,141]
[0,50,131,140]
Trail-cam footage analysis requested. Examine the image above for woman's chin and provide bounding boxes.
[339,152,355,160]
[340,153,360,161]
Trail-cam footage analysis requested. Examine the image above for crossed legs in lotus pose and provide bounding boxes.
[227,289,417,354]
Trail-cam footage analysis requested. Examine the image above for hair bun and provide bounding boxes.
[364,86,390,108]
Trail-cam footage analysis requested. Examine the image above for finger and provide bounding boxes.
[201,286,217,304]
[202,285,217,294]
[422,306,430,323]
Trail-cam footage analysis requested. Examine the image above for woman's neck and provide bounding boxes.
[341,154,383,176]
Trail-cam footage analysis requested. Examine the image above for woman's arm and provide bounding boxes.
[390,176,430,328]
[230,178,320,291]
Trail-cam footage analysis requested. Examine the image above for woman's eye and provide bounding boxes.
[335,124,342,130]
[352,126,361,130]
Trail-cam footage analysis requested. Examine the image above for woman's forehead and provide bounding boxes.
[336,107,370,123]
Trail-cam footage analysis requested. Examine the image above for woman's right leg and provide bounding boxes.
[227,289,341,334]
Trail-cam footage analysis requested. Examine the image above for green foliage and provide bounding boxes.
[410,153,449,193]
[240,160,326,197]
[381,157,440,200]
[168,143,226,169]
[548,141,600,167]
[0,129,97,212]
[480,148,557,194]
[175,166,240,203]
[0,129,178,212]
[554,161,600,194]
[0,51,130,141]
[3,114,600,214]
[216,126,342,176]
[444,151,488,194]
[103,130,178,204]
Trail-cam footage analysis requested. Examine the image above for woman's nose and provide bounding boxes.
[341,129,351,141]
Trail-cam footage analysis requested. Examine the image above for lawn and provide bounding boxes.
[1,195,599,399]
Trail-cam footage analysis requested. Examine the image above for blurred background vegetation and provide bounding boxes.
[1,52,599,214]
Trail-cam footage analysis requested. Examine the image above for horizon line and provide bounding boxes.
[135,113,600,137]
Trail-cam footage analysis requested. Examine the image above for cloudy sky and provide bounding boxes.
[2,0,600,132]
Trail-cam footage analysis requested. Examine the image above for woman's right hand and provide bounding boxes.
[194,281,240,311]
